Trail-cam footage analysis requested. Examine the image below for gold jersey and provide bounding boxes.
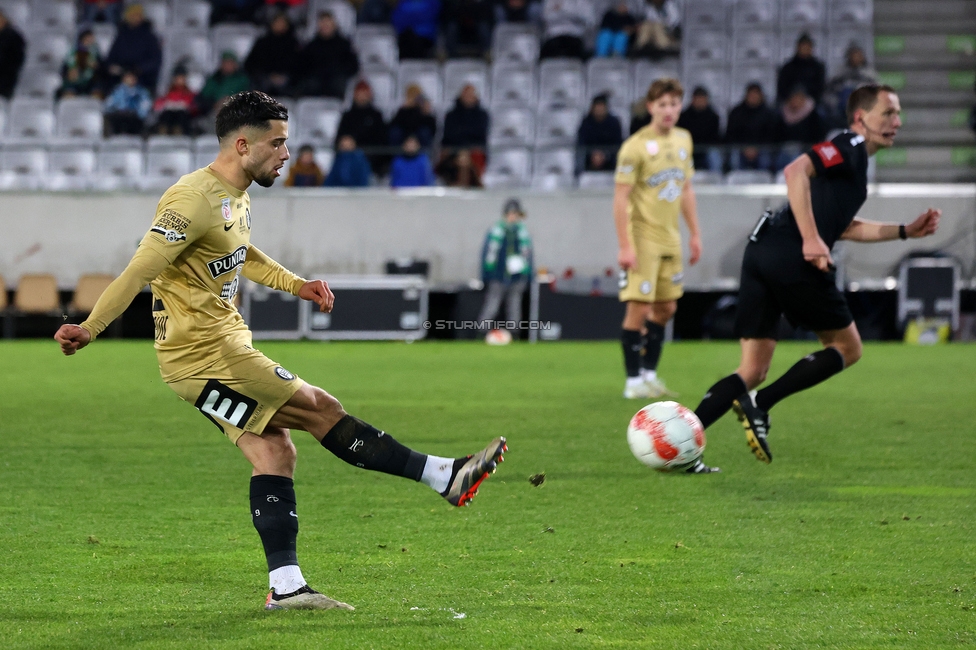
[614,125,695,251]
[81,167,306,382]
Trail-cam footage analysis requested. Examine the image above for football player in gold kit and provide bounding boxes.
[54,92,507,611]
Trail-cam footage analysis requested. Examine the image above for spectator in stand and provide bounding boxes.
[494,0,541,25]
[295,11,360,99]
[0,10,25,99]
[436,148,482,187]
[540,0,595,60]
[324,135,373,187]
[776,33,826,105]
[443,0,494,59]
[774,85,827,170]
[632,0,681,58]
[392,0,442,59]
[389,83,437,147]
[442,84,489,152]
[390,134,435,187]
[824,44,877,128]
[82,0,124,25]
[359,0,396,24]
[210,0,264,25]
[337,79,389,170]
[577,94,623,172]
[104,4,162,94]
[244,12,300,97]
[596,2,637,58]
[262,0,307,25]
[58,29,102,100]
[726,82,778,171]
[629,99,650,134]
[104,69,152,135]
[285,144,325,186]
[198,51,251,115]
[677,86,722,171]
[152,66,197,135]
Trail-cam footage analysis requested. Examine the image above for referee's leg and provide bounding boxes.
[693,337,775,429]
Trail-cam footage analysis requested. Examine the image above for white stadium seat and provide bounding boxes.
[538,58,586,110]
[14,66,61,100]
[534,107,581,148]
[397,61,443,111]
[488,106,534,148]
[7,98,56,140]
[46,142,97,191]
[27,31,71,69]
[443,60,490,108]
[482,147,531,188]
[490,64,536,108]
[492,24,540,65]
[56,98,104,140]
[294,99,343,146]
[355,26,398,71]
[211,24,259,70]
[0,144,47,190]
[172,1,211,29]
[29,0,75,30]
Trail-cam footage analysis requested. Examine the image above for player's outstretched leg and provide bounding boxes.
[732,392,772,463]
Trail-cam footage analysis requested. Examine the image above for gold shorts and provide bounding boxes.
[166,345,304,444]
[619,249,684,303]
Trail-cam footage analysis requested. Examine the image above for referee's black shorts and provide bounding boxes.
[734,235,854,339]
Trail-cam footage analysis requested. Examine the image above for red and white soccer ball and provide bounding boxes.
[626,401,706,471]
[485,329,513,345]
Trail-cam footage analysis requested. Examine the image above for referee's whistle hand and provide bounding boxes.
[299,280,335,313]
[908,208,941,238]
[54,324,90,356]
[802,237,834,272]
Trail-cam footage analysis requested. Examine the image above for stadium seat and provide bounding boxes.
[538,59,586,110]
[29,0,75,30]
[27,31,71,68]
[586,58,632,119]
[211,24,259,70]
[490,63,536,108]
[56,98,104,140]
[828,0,872,26]
[826,29,874,76]
[732,29,778,65]
[147,135,194,152]
[632,60,681,101]
[142,148,193,190]
[577,171,615,189]
[733,0,778,28]
[13,66,61,99]
[488,106,534,148]
[682,30,729,66]
[534,107,581,148]
[294,99,343,146]
[13,274,59,314]
[7,98,56,140]
[172,1,211,29]
[308,0,357,37]
[90,23,117,60]
[0,0,30,29]
[192,135,221,169]
[0,143,45,189]
[69,274,115,315]
[397,61,443,111]
[482,147,531,188]
[729,64,777,106]
[692,170,724,185]
[443,60,490,108]
[355,26,398,71]
[781,0,825,26]
[141,0,170,30]
[725,169,774,185]
[683,0,730,30]
[163,29,212,76]
[359,68,396,116]
[46,142,97,190]
[531,147,575,189]
[0,99,6,137]
[492,24,540,65]
[95,141,144,190]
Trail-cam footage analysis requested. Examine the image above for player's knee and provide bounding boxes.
[311,387,346,422]
[651,301,676,322]
[264,427,298,464]
[738,366,768,388]
[841,341,862,367]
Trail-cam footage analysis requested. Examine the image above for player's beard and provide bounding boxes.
[247,158,279,188]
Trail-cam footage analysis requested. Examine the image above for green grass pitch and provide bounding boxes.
[1,339,974,649]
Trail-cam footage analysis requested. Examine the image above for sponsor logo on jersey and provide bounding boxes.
[678,148,687,161]
[206,245,248,278]
[221,197,233,222]
[275,366,296,381]
[617,164,634,174]
[153,209,189,234]
[813,142,843,168]
[657,179,683,202]
[647,167,685,187]
[150,226,187,242]
[645,140,659,156]
[640,280,652,295]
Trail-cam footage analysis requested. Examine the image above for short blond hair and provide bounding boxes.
[646,78,684,103]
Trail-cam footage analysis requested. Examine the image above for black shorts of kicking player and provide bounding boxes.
[734,235,854,339]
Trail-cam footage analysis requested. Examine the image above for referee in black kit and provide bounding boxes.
[692,84,942,463]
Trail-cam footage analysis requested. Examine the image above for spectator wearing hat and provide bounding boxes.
[677,86,722,172]
[776,33,826,105]
[477,198,533,335]
[285,144,326,186]
[389,83,437,148]
[294,11,360,99]
[392,0,442,60]
[104,4,163,93]
[198,51,251,115]
[104,68,153,135]
[244,12,300,96]
[577,93,624,171]
[324,135,373,187]
[152,66,197,135]
[390,135,435,187]
[59,29,102,100]
[338,79,389,171]
[82,0,124,25]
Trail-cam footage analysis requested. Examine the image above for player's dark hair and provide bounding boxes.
[846,83,897,125]
[215,90,289,141]
[646,78,683,102]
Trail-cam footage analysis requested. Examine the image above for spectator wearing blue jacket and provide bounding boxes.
[392,0,442,59]
[477,197,533,331]
[390,135,435,187]
[324,136,373,187]
[103,4,162,94]
[103,70,153,135]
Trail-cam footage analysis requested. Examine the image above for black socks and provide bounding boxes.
[621,329,642,378]
[250,475,299,571]
[694,373,747,429]
[321,415,427,481]
[755,348,845,412]
[643,320,665,372]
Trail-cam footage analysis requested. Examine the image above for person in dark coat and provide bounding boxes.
[726,82,779,171]
[776,33,826,105]
[441,84,489,151]
[392,0,442,59]
[294,11,360,99]
[677,86,722,171]
[443,0,494,58]
[577,94,623,171]
[0,9,25,99]
[773,86,827,170]
[104,4,162,94]
[389,83,438,148]
[244,12,300,96]
[324,135,373,187]
[337,79,389,172]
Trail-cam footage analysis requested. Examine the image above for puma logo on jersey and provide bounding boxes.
[207,245,248,278]
[150,226,187,243]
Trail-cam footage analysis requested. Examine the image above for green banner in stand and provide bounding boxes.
[945,35,976,54]
[876,71,906,89]
[948,70,976,89]
[874,35,905,54]
[950,148,976,167]
[875,148,908,167]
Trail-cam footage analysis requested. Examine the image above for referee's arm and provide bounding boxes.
[784,153,833,271]
[840,209,941,242]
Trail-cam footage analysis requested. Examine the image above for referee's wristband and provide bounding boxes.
[898,224,907,240]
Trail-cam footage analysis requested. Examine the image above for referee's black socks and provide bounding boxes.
[694,373,747,429]
[755,347,845,412]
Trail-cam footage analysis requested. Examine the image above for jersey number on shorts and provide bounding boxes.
[193,379,258,432]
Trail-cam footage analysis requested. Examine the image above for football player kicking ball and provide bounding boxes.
[54,91,506,611]
[614,78,702,403]
[693,84,940,463]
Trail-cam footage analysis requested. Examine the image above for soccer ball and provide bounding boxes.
[485,329,512,345]
[626,401,705,471]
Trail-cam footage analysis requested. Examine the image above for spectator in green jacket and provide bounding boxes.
[198,51,251,116]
